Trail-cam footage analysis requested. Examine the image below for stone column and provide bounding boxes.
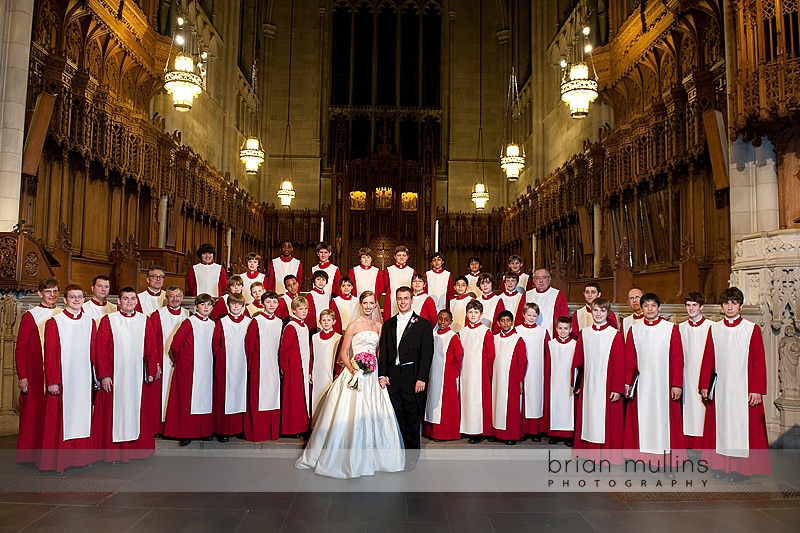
[0,0,34,231]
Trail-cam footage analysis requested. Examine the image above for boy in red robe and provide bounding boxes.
[211,275,245,320]
[244,291,282,441]
[239,252,266,304]
[572,282,618,337]
[424,252,454,312]
[310,241,341,297]
[267,240,303,295]
[477,274,504,334]
[545,317,576,446]
[459,299,495,443]
[212,293,251,442]
[383,246,415,321]
[348,247,385,300]
[279,295,313,436]
[330,277,360,334]
[518,303,550,441]
[186,243,227,297]
[499,272,524,327]
[410,273,438,326]
[492,311,528,445]
[423,310,463,441]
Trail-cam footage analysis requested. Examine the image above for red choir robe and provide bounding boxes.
[499,291,524,326]
[545,336,577,438]
[310,261,342,297]
[479,293,505,334]
[412,291,439,327]
[348,264,384,298]
[424,268,454,312]
[135,288,166,316]
[492,329,528,441]
[38,310,97,472]
[310,329,342,416]
[279,317,312,435]
[186,262,227,297]
[92,311,156,463]
[267,255,303,294]
[163,314,216,439]
[82,298,116,323]
[212,313,252,436]
[383,264,415,320]
[275,293,303,323]
[623,317,686,461]
[15,304,60,463]
[518,323,550,436]
[572,323,625,464]
[239,270,266,303]
[571,306,619,339]
[330,294,359,335]
[448,294,474,333]
[459,322,495,436]
[244,313,282,441]
[423,327,463,441]
[144,305,189,435]
[699,316,771,476]
[210,294,231,321]
[306,288,329,329]
[679,316,712,449]
[525,287,570,337]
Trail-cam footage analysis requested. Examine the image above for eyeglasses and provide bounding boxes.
[149,275,165,280]
[41,289,59,295]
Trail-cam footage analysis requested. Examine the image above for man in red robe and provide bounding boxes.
[93,287,156,463]
[492,311,528,445]
[524,269,570,337]
[15,277,61,463]
[39,284,96,472]
[700,286,771,482]
[423,310,463,441]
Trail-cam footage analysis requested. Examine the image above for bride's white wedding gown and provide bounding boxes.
[295,330,405,478]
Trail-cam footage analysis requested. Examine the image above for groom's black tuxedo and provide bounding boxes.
[378,311,434,460]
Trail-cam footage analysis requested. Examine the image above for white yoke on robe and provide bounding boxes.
[385,265,414,316]
[307,288,330,328]
[518,324,548,419]
[492,332,522,430]
[240,271,266,303]
[107,312,147,442]
[525,287,562,336]
[154,307,189,422]
[679,317,711,437]
[331,295,359,332]
[580,326,617,443]
[548,337,576,431]
[272,257,301,295]
[352,265,380,297]
[138,289,166,316]
[192,263,224,297]
[254,314,282,411]
[459,324,490,434]
[622,313,644,341]
[220,315,251,414]
[426,328,456,424]
[82,299,115,324]
[425,269,452,311]
[51,312,93,440]
[188,315,215,414]
[449,295,473,333]
[311,331,341,415]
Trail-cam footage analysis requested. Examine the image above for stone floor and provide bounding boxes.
[1,434,798,533]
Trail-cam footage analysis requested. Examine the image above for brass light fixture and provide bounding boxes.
[560,23,598,119]
[164,14,204,112]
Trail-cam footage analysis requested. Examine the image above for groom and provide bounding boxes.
[378,286,434,471]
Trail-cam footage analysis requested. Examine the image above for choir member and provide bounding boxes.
[518,303,550,441]
[623,293,685,471]
[279,295,313,436]
[136,265,167,315]
[679,291,711,450]
[82,275,115,322]
[267,240,303,295]
[700,287,771,482]
[245,281,266,318]
[546,317,576,446]
[145,285,189,436]
[38,285,96,473]
[507,254,532,294]
[164,293,216,446]
[410,273,438,326]
[492,311,527,445]
[15,278,61,463]
[330,277,360,334]
[571,282,619,336]
[621,288,644,341]
[348,247,384,300]
[212,293,251,442]
[382,246,415,321]
[459,299,495,443]
[306,270,330,329]
[310,241,341,297]
[477,273,504,334]
[239,252,265,304]
[310,310,341,416]
[423,310,464,441]
[572,298,625,464]
[499,272,524,327]
[186,243,227,297]
[449,276,473,333]
[244,291,282,441]
[464,257,482,296]
[275,275,301,322]
[93,287,156,463]
[424,252,454,312]
[211,275,245,321]
[525,268,570,337]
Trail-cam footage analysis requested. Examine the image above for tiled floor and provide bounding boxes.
[1,435,799,532]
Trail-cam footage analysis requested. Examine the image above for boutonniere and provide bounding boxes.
[410,316,419,324]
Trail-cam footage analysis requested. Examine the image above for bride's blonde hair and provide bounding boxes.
[359,290,376,304]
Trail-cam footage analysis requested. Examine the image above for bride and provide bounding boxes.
[295,291,405,478]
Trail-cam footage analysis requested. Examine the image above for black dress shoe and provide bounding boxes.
[108,461,120,467]
[179,439,192,447]
[531,435,542,442]
[202,436,214,441]
[564,439,574,447]
[468,437,485,444]
[549,437,561,445]
[83,462,96,470]
[712,470,726,479]
[505,440,517,446]
[404,461,417,472]
[55,469,69,476]
[217,436,229,443]
[727,472,750,483]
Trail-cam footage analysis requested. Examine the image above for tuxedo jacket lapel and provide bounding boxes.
[398,312,418,346]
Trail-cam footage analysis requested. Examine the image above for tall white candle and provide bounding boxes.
[435,220,439,252]
[320,217,324,242]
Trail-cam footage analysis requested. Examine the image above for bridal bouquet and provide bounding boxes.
[348,351,377,390]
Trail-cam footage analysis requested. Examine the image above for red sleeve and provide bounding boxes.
[43,318,62,387]
[570,313,580,340]
[275,299,289,322]
[90,321,98,368]
[608,309,619,329]
[296,262,304,290]
[483,330,495,378]
[330,300,343,334]
[305,298,317,329]
[449,335,464,374]
[212,320,225,362]
[669,325,684,388]
[210,298,228,321]
[144,313,164,374]
[421,297,437,326]
[14,312,37,380]
[494,300,506,333]
[526,276,534,291]
[699,328,715,392]
[266,261,276,292]
[347,268,358,294]
[554,292,570,331]
[514,338,528,380]
[513,298,524,326]
[624,329,638,386]
[331,268,342,297]
[447,274,455,303]
[135,300,143,313]
[95,315,115,380]
[572,334,585,371]
[170,319,193,365]
[244,319,260,371]
[308,332,314,374]
[608,331,625,394]
[279,325,298,371]
[217,267,228,298]
[186,265,197,296]
[749,325,767,394]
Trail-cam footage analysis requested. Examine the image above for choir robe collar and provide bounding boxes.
[146,287,162,297]
[311,287,326,295]
[245,270,261,279]
[38,303,56,310]
[119,310,137,318]
[534,287,551,293]
[584,305,592,313]
[688,316,706,327]
[316,261,332,269]
[481,293,496,300]
[414,291,426,297]
[554,335,572,344]
[430,268,445,274]
[251,302,265,309]
[89,298,107,307]
[723,315,743,327]
[499,328,516,338]
[467,271,480,277]
[357,264,373,270]
[591,322,612,331]
[643,316,663,326]
[278,255,295,263]
[520,322,538,329]
[465,321,483,330]
[228,313,246,323]
[290,316,307,328]
[437,326,452,335]
[167,306,184,315]
[260,313,277,321]
[338,294,353,300]
[318,329,336,340]
[502,290,518,297]
[631,313,644,320]
[193,312,210,321]
[393,263,409,269]
[63,308,83,320]
[454,294,471,301]
[285,292,297,300]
